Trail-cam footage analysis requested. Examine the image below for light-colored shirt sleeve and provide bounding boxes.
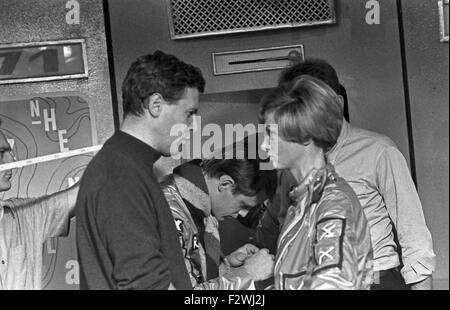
[375,146,436,284]
[11,189,72,241]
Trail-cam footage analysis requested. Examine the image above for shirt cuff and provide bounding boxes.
[401,255,436,284]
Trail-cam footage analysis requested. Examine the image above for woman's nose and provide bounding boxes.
[261,135,270,152]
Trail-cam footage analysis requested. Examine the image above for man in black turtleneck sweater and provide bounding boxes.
[76,51,205,290]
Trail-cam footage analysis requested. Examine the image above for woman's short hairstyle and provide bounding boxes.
[259,75,343,152]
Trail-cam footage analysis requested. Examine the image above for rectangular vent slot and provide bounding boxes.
[212,45,304,75]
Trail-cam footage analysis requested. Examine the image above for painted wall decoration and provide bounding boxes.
[0,92,97,289]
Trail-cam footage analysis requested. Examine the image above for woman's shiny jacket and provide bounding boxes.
[273,165,373,290]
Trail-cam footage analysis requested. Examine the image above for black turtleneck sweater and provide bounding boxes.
[76,130,191,290]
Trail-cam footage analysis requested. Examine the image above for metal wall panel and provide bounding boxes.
[401,0,449,289]
[0,0,113,290]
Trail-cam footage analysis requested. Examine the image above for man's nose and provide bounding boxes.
[190,115,200,132]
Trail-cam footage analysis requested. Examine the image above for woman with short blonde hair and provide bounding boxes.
[260,75,373,290]
[259,75,342,154]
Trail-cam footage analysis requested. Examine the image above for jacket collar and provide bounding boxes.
[289,164,337,205]
[173,161,211,216]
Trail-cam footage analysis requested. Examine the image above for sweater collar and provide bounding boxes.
[107,130,161,170]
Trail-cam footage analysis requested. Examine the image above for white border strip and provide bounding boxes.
[439,0,449,42]
[0,145,102,172]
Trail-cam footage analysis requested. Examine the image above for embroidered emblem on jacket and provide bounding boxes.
[175,218,184,235]
[313,217,346,274]
[192,235,200,250]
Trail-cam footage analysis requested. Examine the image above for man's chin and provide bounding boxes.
[166,149,183,159]
[162,146,178,157]
[160,151,172,157]
[271,159,289,170]
[271,160,281,169]
[166,141,188,158]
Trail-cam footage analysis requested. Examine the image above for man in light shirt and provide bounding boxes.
[0,123,78,289]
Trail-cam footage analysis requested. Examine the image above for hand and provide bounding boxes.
[226,243,260,267]
[241,248,275,281]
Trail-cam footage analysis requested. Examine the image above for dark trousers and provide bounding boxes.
[371,268,410,290]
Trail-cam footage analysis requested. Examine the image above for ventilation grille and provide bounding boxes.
[167,0,336,39]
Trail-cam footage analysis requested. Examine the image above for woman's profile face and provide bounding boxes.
[261,112,305,170]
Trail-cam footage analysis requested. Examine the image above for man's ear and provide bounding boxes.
[147,93,164,117]
[218,175,235,192]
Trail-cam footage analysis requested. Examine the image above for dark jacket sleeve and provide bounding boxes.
[95,176,172,290]
[255,170,296,254]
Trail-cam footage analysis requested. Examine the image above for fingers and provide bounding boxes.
[235,252,247,262]
[227,251,248,267]
[228,245,274,272]
[242,249,275,281]
[258,248,270,255]
[243,243,260,255]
